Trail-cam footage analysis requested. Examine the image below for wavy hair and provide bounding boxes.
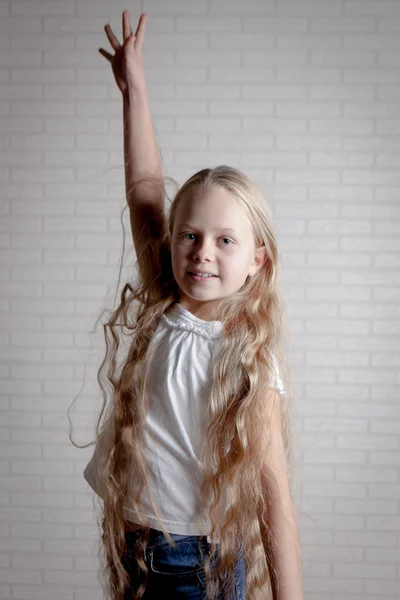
[70,165,300,599]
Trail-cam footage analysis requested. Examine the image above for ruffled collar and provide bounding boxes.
[162,302,223,340]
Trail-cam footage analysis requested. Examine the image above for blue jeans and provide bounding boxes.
[122,527,246,599]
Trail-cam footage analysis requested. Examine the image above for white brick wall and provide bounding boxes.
[1,0,399,598]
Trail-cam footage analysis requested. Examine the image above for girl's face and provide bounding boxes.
[170,185,266,321]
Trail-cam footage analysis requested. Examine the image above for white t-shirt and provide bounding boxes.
[83,302,285,539]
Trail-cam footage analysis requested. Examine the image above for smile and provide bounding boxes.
[188,272,218,281]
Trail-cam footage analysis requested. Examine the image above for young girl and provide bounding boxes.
[82,11,303,600]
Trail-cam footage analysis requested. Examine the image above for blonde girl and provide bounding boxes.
[81,10,303,600]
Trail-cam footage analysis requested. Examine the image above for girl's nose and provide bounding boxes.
[192,241,213,261]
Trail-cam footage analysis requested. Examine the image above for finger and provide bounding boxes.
[98,48,113,62]
[134,13,147,50]
[122,10,132,43]
[104,23,121,51]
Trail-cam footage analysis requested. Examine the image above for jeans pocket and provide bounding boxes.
[149,536,207,577]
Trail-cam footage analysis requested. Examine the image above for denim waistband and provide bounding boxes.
[124,527,211,552]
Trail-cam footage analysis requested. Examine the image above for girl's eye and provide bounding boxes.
[182,234,233,245]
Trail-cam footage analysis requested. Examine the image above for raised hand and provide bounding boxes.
[98,11,147,96]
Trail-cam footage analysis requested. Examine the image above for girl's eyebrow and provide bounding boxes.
[176,222,240,234]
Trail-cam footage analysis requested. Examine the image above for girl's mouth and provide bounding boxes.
[188,272,218,281]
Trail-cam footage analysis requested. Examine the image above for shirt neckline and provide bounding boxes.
[162,302,223,340]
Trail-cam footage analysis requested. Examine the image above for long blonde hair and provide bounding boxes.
[71,165,300,599]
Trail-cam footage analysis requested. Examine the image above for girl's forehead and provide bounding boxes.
[190,184,237,203]
[178,185,248,221]
[173,194,256,244]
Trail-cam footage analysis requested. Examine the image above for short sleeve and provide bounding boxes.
[269,351,286,396]
[82,411,115,501]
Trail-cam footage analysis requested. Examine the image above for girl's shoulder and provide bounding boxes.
[269,351,286,396]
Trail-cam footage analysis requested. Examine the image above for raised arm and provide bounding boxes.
[99,12,167,286]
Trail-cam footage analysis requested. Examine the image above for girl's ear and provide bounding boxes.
[248,245,268,277]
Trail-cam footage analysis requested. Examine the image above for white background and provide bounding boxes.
[1,1,400,599]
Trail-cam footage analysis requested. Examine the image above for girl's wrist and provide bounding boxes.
[123,83,148,104]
